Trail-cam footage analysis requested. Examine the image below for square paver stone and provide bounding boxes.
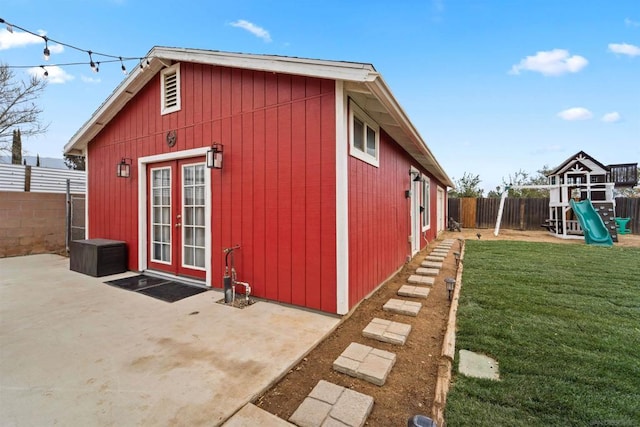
[397,285,430,299]
[407,274,435,285]
[289,380,374,427]
[421,261,443,269]
[362,317,411,345]
[382,298,422,316]
[432,249,449,254]
[415,267,439,276]
[424,255,445,262]
[333,343,396,386]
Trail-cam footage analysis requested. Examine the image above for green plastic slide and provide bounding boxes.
[569,199,613,246]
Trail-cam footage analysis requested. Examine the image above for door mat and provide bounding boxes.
[105,275,207,303]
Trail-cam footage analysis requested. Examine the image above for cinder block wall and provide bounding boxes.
[0,192,67,257]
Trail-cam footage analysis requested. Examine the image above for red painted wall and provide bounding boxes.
[87,63,337,312]
[347,127,445,309]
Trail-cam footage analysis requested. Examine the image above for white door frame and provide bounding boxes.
[138,147,212,287]
[437,187,445,233]
[410,167,421,255]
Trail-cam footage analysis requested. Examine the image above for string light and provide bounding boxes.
[40,65,48,77]
[1,17,151,75]
[43,36,50,61]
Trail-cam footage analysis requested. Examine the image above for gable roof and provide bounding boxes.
[65,47,453,188]
[547,151,609,176]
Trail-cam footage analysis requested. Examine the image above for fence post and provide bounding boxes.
[519,199,526,230]
[66,179,71,253]
[24,165,31,192]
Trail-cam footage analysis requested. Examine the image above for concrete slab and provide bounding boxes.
[382,299,422,316]
[223,404,294,426]
[458,350,500,381]
[0,255,339,426]
[424,255,445,262]
[421,261,443,269]
[333,343,396,386]
[362,317,411,345]
[289,380,374,427]
[415,267,439,276]
[397,285,430,299]
[407,274,435,285]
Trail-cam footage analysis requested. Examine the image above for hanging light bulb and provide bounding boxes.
[40,65,48,77]
[43,36,50,61]
[119,57,127,75]
[94,62,100,73]
[88,51,97,72]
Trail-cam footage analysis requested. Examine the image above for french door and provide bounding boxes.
[147,158,207,280]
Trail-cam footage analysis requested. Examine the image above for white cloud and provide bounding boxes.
[625,18,640,27]
[608,43,640,57]
[27,66,74,84]
[0,28,43,50]
[557,107,593,121]
[510,49,588,76]
[230,20,272,42]
[602,112,622,123]
[81,75,101,84]
[49,43,64,54]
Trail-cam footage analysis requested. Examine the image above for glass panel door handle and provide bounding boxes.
[175,223,182,227]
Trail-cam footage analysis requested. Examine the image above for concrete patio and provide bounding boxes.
[0,254,339,426]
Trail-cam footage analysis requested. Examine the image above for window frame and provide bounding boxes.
[161,63,181,115]
[422,176,431,231]
[349,100,380,167]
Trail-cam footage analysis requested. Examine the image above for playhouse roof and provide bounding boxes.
[547,151,609,176]
[64,47,454,188]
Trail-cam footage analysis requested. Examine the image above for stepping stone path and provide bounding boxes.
[397,285,430,299]
[333,342,396,386]
[289,380,374,427]
[383,298,422,316]
[362,317,412,345]
[407,274,435,285]
[425,255,445,262]
[432,249,449,255]
[415,267,439,276]
[421,260,443,269]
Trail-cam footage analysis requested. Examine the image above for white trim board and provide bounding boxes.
[335,81,350,315]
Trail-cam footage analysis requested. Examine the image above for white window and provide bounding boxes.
[422,177,431,230]
[161,64,181,115]
[349,100,379,167]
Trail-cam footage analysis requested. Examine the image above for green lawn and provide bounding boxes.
[445,240,640,427]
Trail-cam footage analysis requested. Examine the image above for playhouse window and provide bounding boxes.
[422,177,431,230]
[161,63,181,115]
[349,100,379,167]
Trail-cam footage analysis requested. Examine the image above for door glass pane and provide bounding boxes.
[151,168,171,263]
[182,163,206,269]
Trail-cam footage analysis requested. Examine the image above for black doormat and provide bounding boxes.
[105,275,207,303]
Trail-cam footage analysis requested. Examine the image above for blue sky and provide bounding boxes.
[1,0,639,192]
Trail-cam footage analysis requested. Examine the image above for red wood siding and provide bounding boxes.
[347,128,444,310]
[87,63,337,313]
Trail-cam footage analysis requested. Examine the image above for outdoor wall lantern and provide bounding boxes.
[453,251,461,266]
[445,277,456,301]
[413,173,422,182]
[116,158,132,178]
[207,143,223,169]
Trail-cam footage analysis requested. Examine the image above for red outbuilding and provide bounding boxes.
[64,47,453,315]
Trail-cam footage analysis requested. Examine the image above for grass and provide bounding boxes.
[445,240,640,427]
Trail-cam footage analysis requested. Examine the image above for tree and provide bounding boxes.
[449,172,484,198]
[0,64,48,155]
[496,166,552,198]
[11,128,21,164]
[64,154,86,171]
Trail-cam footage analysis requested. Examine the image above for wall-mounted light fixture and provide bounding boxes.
[117,158,132,178]
[413,172,422,182]
[206,143,223,169]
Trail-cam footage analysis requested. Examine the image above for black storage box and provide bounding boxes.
[70,239,127,277]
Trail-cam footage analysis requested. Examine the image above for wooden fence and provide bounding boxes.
[448,197,639,234]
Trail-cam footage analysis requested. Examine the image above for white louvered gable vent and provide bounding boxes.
[161,64,181,115]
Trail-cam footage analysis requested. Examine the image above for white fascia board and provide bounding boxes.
[364,78,455,188]
[152,47,378,82]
